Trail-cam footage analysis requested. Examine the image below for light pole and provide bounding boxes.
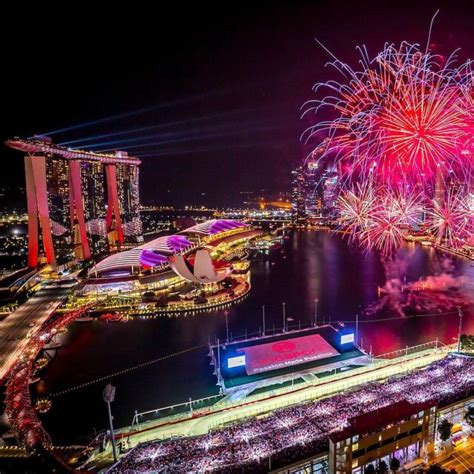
[457,307,463,353]
[282,302,286,332]
[224,310,229,343]
[262,305,266,336]
[355,313,359,346]
[314,299,319,327]
[217,338,221,385]
[103,383,117,463]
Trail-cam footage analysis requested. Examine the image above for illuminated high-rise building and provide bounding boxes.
[304,160,320,219]
[81,160,108,255]
[291,166,307,225]
[5,137,143,268]
[46,156,72,263]
[116,162,142,244]
[321,166,340,219]
[291,159,340,225]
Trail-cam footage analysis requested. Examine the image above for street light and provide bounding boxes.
[457,307,463,353]
[314,298,319,327]
[103,383,117,463]
[224,310,229,343]
[282,302,286,332]
[262,305,266,336]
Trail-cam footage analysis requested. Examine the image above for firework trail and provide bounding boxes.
[303,41,473,253]
[428,186,474,248]
[302,42,473,185]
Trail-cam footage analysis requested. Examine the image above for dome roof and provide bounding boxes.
[89,235,193,276]
[180,219,247,236]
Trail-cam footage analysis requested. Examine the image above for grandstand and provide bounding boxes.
[110,354,474,473]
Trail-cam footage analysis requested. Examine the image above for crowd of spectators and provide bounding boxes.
[113,354,474,473]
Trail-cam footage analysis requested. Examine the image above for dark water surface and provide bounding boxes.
[36,231,474,444]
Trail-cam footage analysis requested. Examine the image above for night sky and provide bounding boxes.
[2,1,473,208]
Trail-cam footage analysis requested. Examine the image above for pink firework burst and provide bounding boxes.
[302,42,473,185]
[428,187,474,248]
[337,185,425,254]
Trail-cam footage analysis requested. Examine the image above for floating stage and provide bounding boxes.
[210,325,370,397]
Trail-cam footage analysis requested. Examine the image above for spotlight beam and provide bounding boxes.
[32,89,239,138]
[95,124,286,153]
[81,119,284,150]
[59,105,285,146]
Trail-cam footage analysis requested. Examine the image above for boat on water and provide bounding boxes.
[107,314,123,322]
[99,312,123,322]
[75,316,93,323]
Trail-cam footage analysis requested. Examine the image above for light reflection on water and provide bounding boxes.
[39,231,473,444]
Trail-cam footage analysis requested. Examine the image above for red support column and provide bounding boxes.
[69,160,91,260]
[105,164,124,244]
[26,155,56,267]
[68,160,91,260]
[24,156,39,268]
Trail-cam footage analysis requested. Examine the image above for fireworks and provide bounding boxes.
[304,41,473,253]
[303,42,472,184]
[337,185,425,254]
[337,182,377,244]
[428,187,474,248]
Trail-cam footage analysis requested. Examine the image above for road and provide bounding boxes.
[434,438,474,473]
[0,286,70,381]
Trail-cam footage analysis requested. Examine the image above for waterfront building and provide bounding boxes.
[291,160,340,225]
[5,137,143,267]
[291,166,308,225]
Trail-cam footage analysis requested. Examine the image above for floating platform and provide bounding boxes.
[210,325,368,395]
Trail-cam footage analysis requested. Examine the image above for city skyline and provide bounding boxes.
[2,1,474,208]
[0,3,472,473]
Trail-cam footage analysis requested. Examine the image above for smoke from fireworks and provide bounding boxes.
[364,256,473,317]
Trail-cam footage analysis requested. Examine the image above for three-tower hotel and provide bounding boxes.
[6,136,142,267]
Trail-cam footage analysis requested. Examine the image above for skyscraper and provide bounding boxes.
[81,160,108,256]
[291,166,307,225]
[46,156,72,263]
[116,162,142,244]
[5,137,143,268]
[291,159,340,226]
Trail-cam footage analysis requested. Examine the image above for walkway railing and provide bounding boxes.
[376,340,448,359]
[116,341,451,441]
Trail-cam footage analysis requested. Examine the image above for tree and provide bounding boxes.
[464,405,474,429]
[460,334,474,353]
[438,418,453,443]
[425,464,456,474]
[365,464,376,474]
[377,460,388,473]
[389,457,400,472]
